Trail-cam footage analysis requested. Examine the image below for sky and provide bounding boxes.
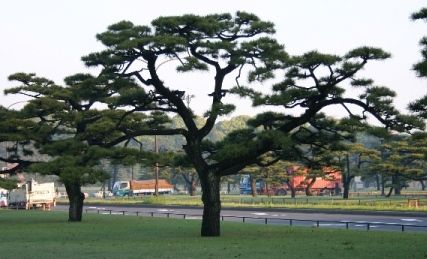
[0,0,426,120]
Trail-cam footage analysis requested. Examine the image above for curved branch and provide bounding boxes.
[189,46,220,69]
[103,128,188,148]
[215,97,394,176]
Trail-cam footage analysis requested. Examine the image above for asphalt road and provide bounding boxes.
[56,205,427,232]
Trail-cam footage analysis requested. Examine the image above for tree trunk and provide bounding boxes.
[250,176,257,197]
[375,173,380,191]
[285,181,296,198]
[342,176,354,199]
[185,181,191,194]
[380,173,385,196]
[394,187,401,195]
[65,182,85,222]
[182,172,197,196]
[305,178,316,196]
[343,155,352,199]
[393,175,401,196]
[101,182,106,199]
[199,171,221,237]
[265,181,271,197]
[190,178,196,196]
[420,180,426,191]
[386,187,394,198]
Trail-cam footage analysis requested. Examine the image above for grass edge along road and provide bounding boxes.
[65,194,427,213]
[0,210,426,259]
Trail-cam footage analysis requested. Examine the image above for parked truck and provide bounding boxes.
[8,179,56,210]
[112,179,174,196]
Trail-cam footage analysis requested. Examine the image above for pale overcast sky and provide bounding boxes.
[1,0,426,120]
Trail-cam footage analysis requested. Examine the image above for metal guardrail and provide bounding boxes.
[85,208,427,232]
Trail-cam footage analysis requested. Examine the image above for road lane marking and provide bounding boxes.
[401,218,423,222]
[157,209,174,212]
[251,212,268,216]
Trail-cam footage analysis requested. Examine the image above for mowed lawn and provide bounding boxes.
[0,210,426,259]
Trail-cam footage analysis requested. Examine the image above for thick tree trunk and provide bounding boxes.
[65,182,85,222]
[305,178,316,196]
[342,176,354,199]
[394,187,401,195]
[342,181,350,199]
[200,171,221,237]
[393,175,401,195]
[342,155,354,199]
[390,175,401,196]
[250,176,257,197]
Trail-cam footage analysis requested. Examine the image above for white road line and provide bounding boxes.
[318,223,346,227]
[251,212,269,216]
[157,209,174,212]
[401,218,423,222]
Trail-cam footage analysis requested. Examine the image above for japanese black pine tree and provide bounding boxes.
[3,73,162,221]
[410,8,427,118]
[83,12,418,236]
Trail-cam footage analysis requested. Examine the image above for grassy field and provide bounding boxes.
[0,210,426,259]
[64,194,427,212]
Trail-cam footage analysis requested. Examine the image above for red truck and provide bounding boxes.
[240,167,342,196]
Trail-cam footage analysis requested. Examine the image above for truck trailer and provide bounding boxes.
[8,179,56,210]
[112,179,174,196]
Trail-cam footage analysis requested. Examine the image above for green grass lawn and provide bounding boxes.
[0,210,426,259]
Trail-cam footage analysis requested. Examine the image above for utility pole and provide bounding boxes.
[154,135,159,196]
[185,94,195,108]
[131,165,134,181]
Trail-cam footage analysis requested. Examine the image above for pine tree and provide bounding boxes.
[83,12,420,236]
[2,73,161,221]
